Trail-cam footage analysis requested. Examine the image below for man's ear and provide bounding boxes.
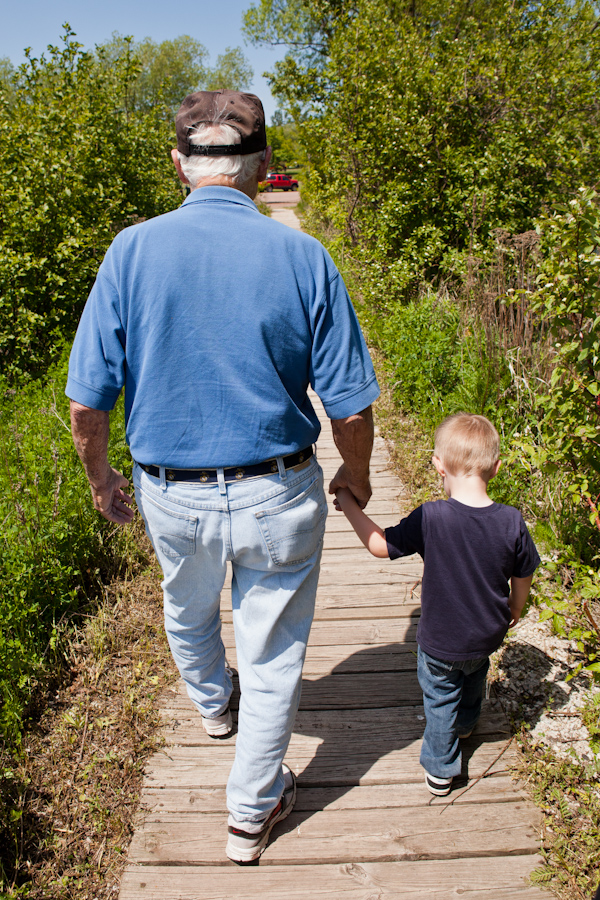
[171,148,190,185]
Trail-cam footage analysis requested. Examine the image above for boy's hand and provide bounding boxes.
[332,486,389,558]
[333,486,355,512]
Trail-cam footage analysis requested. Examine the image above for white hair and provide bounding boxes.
[177,122,264,188]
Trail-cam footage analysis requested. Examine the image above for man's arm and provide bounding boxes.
[328,405,374,508]
[70,401,134,526]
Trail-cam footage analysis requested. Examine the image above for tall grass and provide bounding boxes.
[0,349,138,754]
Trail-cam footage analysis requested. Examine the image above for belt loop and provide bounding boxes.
[217,468,226,495]
[276,455,288,481]
[159,466,167,491]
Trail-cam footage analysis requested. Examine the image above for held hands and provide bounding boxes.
[90,467,134,525]
[332,485,354,512]
[328,463,372,509]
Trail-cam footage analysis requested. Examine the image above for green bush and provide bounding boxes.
[0,28,182,380]
[0,350,135,751]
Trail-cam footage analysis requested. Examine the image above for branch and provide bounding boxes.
[583,600,600,638]
[438,735,514,813]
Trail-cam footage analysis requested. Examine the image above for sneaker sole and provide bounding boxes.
[202,709,233,738]
[226,773,296,863]
[425,774,452,796]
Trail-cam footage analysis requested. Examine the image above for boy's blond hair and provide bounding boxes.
[434,413,500,478]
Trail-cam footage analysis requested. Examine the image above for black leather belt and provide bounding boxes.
[137,446,314,484]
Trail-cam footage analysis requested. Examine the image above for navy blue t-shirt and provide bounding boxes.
[385,498,540,660]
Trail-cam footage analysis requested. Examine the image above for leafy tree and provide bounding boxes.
[517,188,600,555]
[205,46,254,91]
[267,122,304,168]
[245,0,600,295]
[97,34,254,114]
[0,28,182,379]
[0,57,16,107]
[98,33,209,113]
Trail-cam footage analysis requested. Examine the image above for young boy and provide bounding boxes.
[334,412,540,796]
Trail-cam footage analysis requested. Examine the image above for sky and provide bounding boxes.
[0,0,287,123]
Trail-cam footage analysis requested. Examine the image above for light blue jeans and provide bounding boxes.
[133,456,327,826]
[417,647,489,779]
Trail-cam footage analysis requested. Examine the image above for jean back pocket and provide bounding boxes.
[255,478,326,567]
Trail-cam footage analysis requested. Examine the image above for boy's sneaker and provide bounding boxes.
[201,705,233,738]
[226,765,296,863]
[425,772,453,796]
[458,728,473,739]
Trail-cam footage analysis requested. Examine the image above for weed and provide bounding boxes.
[516,735,600,900]
[0,555,176,898]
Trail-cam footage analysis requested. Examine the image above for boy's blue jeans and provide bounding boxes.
[417,647,489,779]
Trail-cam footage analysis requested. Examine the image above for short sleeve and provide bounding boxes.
[65,246,126,411]
[513,516,541,578]
[384,506,425,560]
[310,266,380,419]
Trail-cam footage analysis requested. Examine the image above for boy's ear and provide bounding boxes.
[432,455,445,477]
[491,459,501,478]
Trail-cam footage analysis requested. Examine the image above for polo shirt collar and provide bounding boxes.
[181,185,259,212]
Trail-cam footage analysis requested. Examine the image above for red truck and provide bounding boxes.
[261,173,299,192]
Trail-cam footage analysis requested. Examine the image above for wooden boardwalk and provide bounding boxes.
[119,394,547,899]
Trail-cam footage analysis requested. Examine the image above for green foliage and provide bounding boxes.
[99,33,209,113]
[0,350,136,753]
[98,34,253,114]
[266,122,304,168]
[522,740,600,898]
[205,46,254,92]
[252,0,600,293]
[516,188,600,537]
[374,293,462,425]
[0,28,183,380]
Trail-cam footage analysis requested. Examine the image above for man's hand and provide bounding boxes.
[90,467,134,525]
[328,406,374,509]
[329,462,372,509]
[70,401,135,527]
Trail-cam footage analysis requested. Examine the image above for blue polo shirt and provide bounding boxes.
[66,186,379,468]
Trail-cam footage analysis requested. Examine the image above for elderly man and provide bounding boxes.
[66,90,378,863]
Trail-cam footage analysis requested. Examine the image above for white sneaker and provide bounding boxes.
[201,705,233,738]
[425,771,453,796]
[226,765,296,863]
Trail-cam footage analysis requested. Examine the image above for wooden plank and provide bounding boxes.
[216,642,419,676]
[161,672,425,711]
[222,619,415,647]
[218,582,422,604]
[140,775,526,815]
[314,582,421,601]
[317,569,422,587]
[159,701,511,745]
[119,858,547,900]
[141,737,518,789]
[221,605,418,623]
[322,515,400,533]
[126,803,541,865]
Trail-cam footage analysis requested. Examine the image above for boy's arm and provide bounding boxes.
[335,487,389,558]
[509,575,533,626]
